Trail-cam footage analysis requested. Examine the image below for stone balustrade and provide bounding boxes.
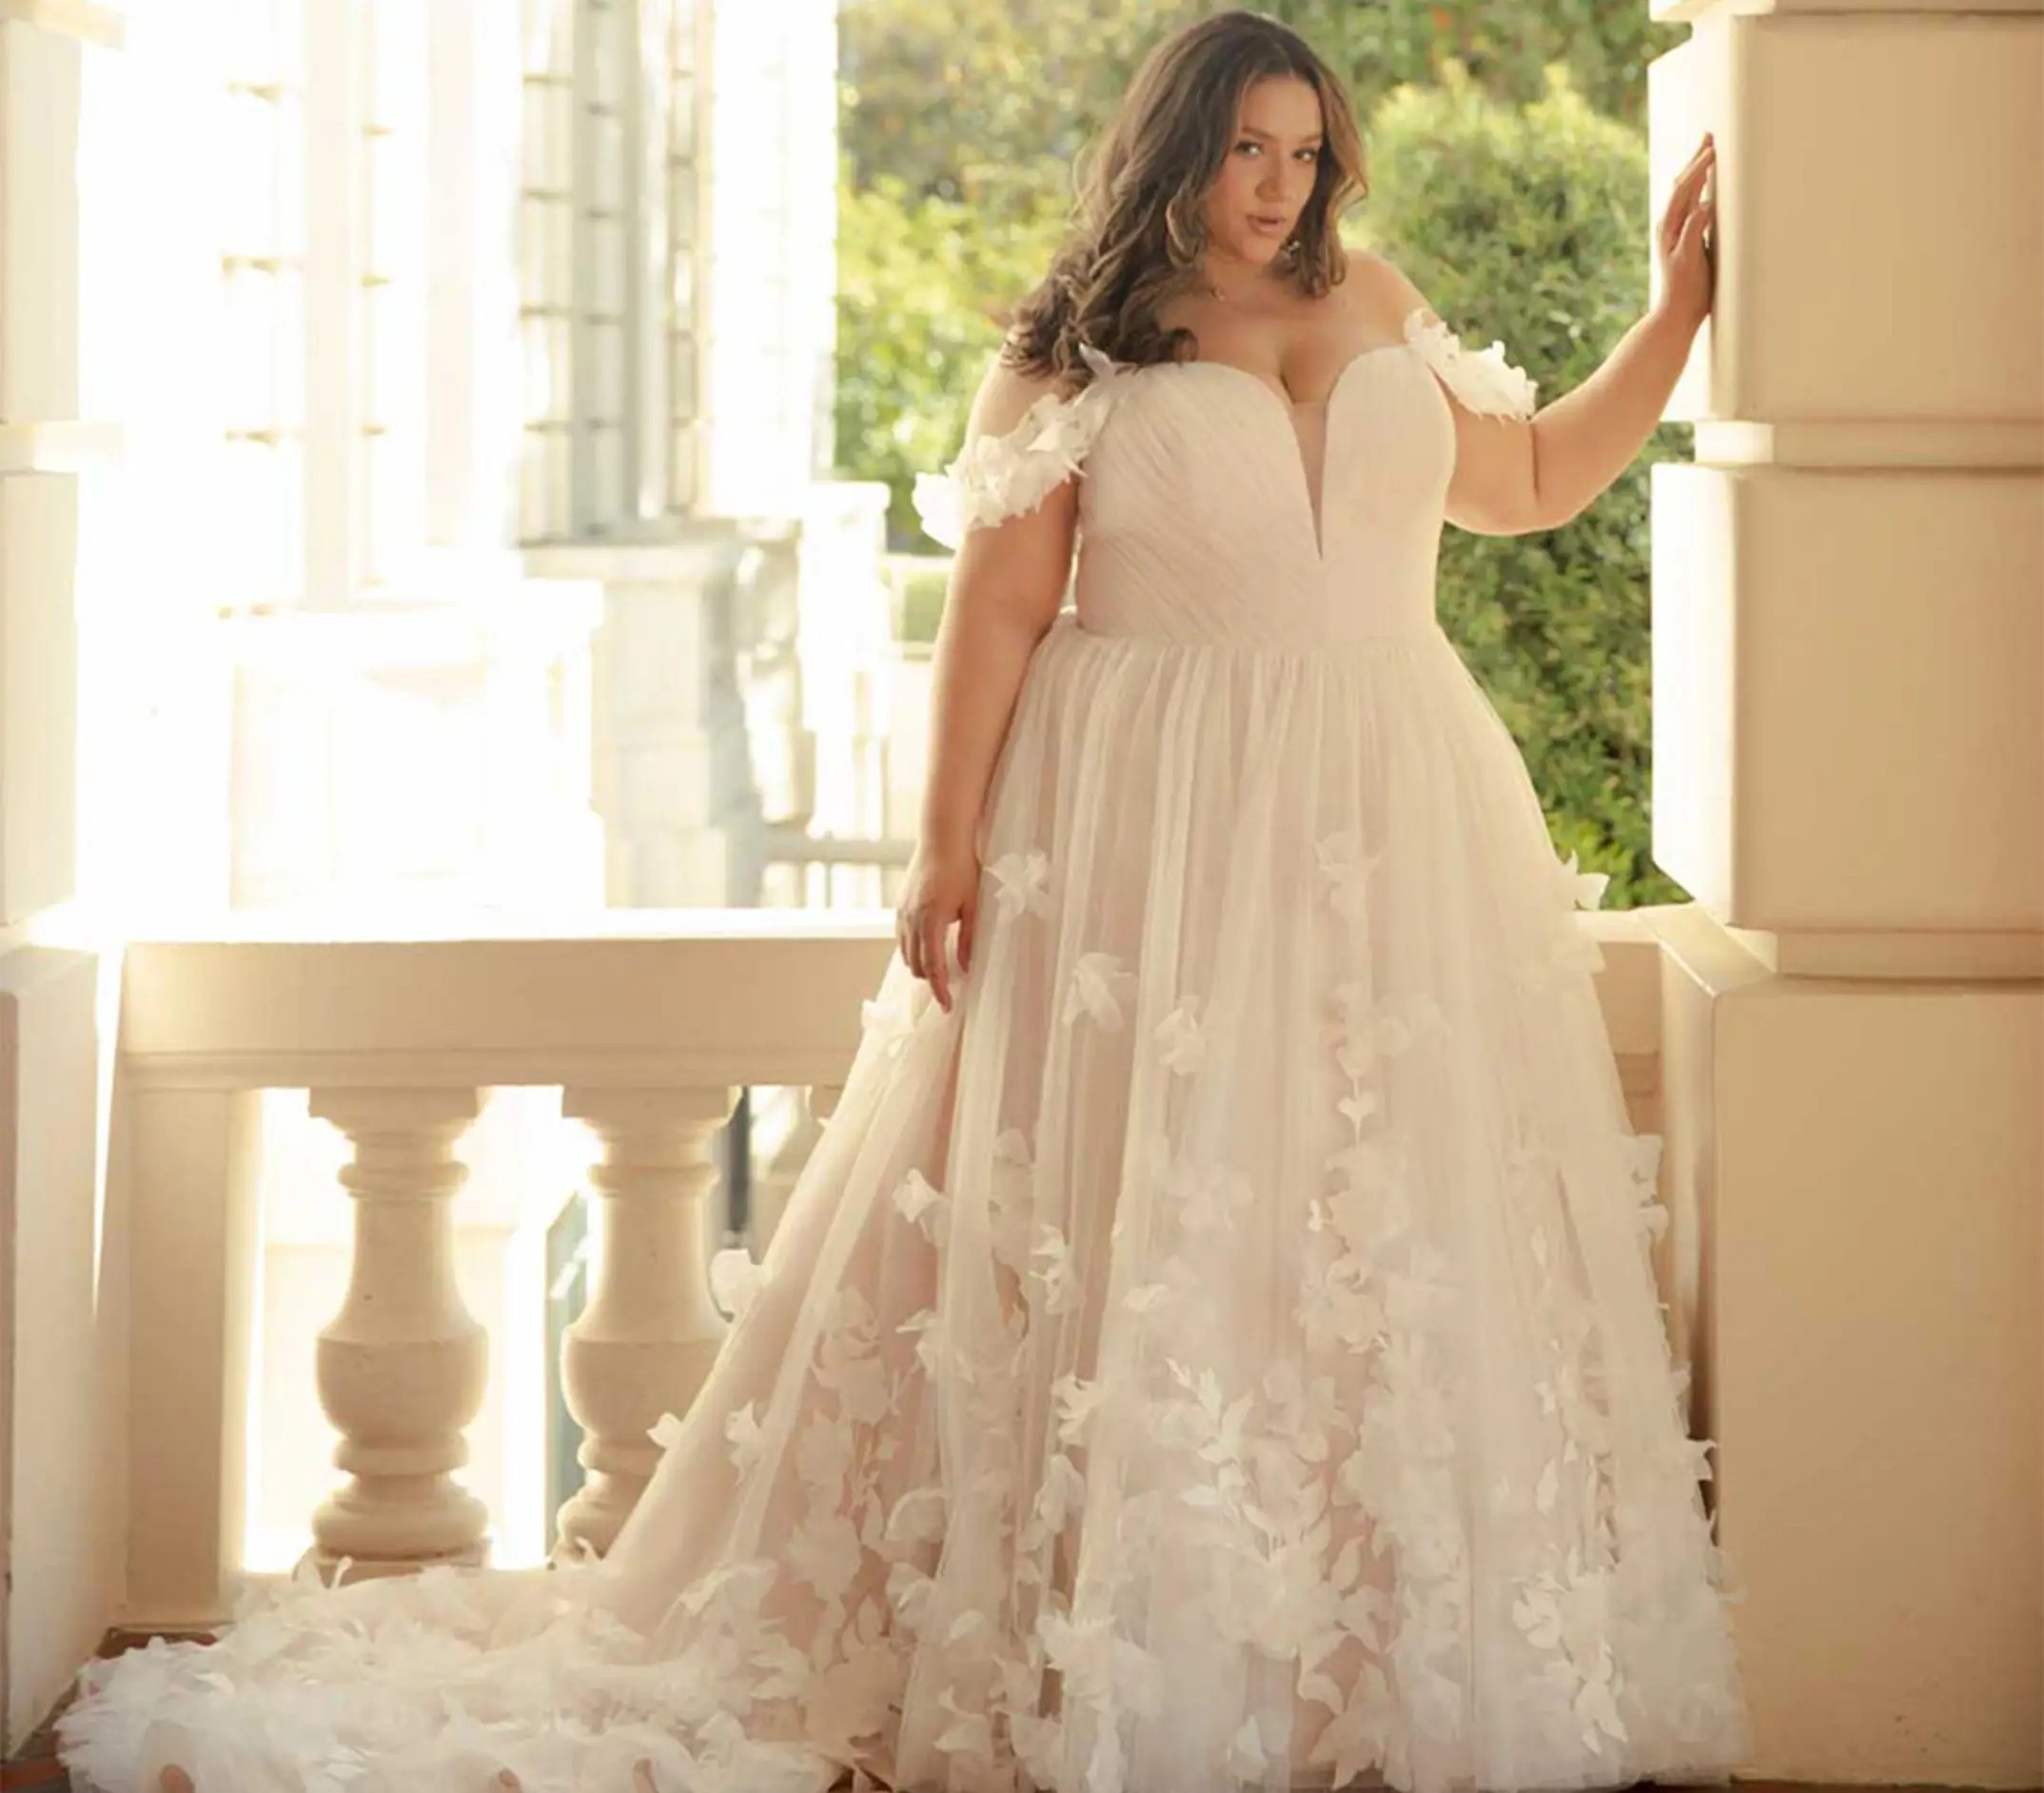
[111,906,1663,1627]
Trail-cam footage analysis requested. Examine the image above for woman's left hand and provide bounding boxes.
[1656,131,1717,330]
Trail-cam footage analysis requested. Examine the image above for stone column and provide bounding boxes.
[554,1084,737,1561]
[302,1088,490,1582]
[1647,3,2042,1780]
[523,537,758,908]
[0,2,144,1729]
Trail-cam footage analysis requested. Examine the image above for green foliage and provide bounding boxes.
[834,164,1049,549]
[835,5,1696,907]
[1359,65,1691,907]
[837,0,1682,209]
[896,559,952,643]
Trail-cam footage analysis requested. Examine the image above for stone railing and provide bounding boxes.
[118,911,893,1625]
[111,906,1666,1629]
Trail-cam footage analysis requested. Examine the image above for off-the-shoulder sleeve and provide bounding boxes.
[912,342,1123,548]
[1402,308,1539,421]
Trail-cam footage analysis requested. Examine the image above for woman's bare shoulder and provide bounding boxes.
[1343,249,1436,330]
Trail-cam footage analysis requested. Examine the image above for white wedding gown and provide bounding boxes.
[57,306,1753,1793]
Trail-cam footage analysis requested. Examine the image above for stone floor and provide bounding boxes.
[0,1665,1948,1793]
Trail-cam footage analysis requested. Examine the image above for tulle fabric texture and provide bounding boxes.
[56,308,1752,1793]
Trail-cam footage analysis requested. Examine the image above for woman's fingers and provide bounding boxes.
[1662,149,1714,261]
[1677,141,1716,204]
[1670,159,1711,225]
[925,913,953,1012]
[1665,140,1715,227]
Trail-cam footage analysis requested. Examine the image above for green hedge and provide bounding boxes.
[835,159,1068,550]
[1360,63,1691,908]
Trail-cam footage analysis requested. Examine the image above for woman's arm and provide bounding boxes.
[903,345,1120,1005]
[1371,130,1718,537]
[1506,301,1703,533]
[916,357,1080,857]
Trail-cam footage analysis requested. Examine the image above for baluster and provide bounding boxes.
[554,1084,737,1561]
[743,1080,844,1249]
[302,1087,490,1582]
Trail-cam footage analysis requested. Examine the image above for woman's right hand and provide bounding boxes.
[895,838,980,1015]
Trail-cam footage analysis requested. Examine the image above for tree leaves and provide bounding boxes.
[1366,69,1692,908]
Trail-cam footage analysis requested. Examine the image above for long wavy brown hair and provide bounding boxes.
[1003,10,1371,395]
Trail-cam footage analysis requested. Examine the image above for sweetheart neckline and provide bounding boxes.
[1131,338,1427,565]
[1163,335,1418,412]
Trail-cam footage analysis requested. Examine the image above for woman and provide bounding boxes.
[60,10,1743,1793]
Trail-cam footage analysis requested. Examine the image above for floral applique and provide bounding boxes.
[1485,1098,1748,1754]
[859,975,922,1059]
[1510,1548,1631,1749]
[708,1242,766,1322]
[891,1168,949,1244]
[912,342,1125,548]
[1146,1132,1255,1235]
[1028,1222,1084,1316]
[1520,848,1612,990]
[1315,829,1386,931]
[1050,1371,1115,1449]
[987,847,1053,922]
[988,1125,1038,1276]
[1561,849,1611,912]
[724,1400,768,1475]
[1120,1254,1202,1339]
[1621,1133,1672,1250]
[1403,309,1541,421]
[1061,950,1136,1031]
[893,1306,943,1381]
[1288,889,1485,1779]
[1152,995,1208,1075]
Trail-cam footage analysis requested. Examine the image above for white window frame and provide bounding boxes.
[519,0,708,543]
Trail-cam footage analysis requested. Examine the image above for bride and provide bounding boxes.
[60,10,1743,1793]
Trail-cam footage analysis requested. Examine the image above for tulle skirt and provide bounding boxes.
[58,612,1753,1793]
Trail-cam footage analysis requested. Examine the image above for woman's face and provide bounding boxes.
[1199,73,1326,273]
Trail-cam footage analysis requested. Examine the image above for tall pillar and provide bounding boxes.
[0,0,130,1753]
[1646,2,2042,1780]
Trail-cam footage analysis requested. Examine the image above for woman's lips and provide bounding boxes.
[1248,214,1287,235]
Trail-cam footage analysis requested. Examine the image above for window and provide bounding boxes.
[520,0,708,543]
[219,0,431,609]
